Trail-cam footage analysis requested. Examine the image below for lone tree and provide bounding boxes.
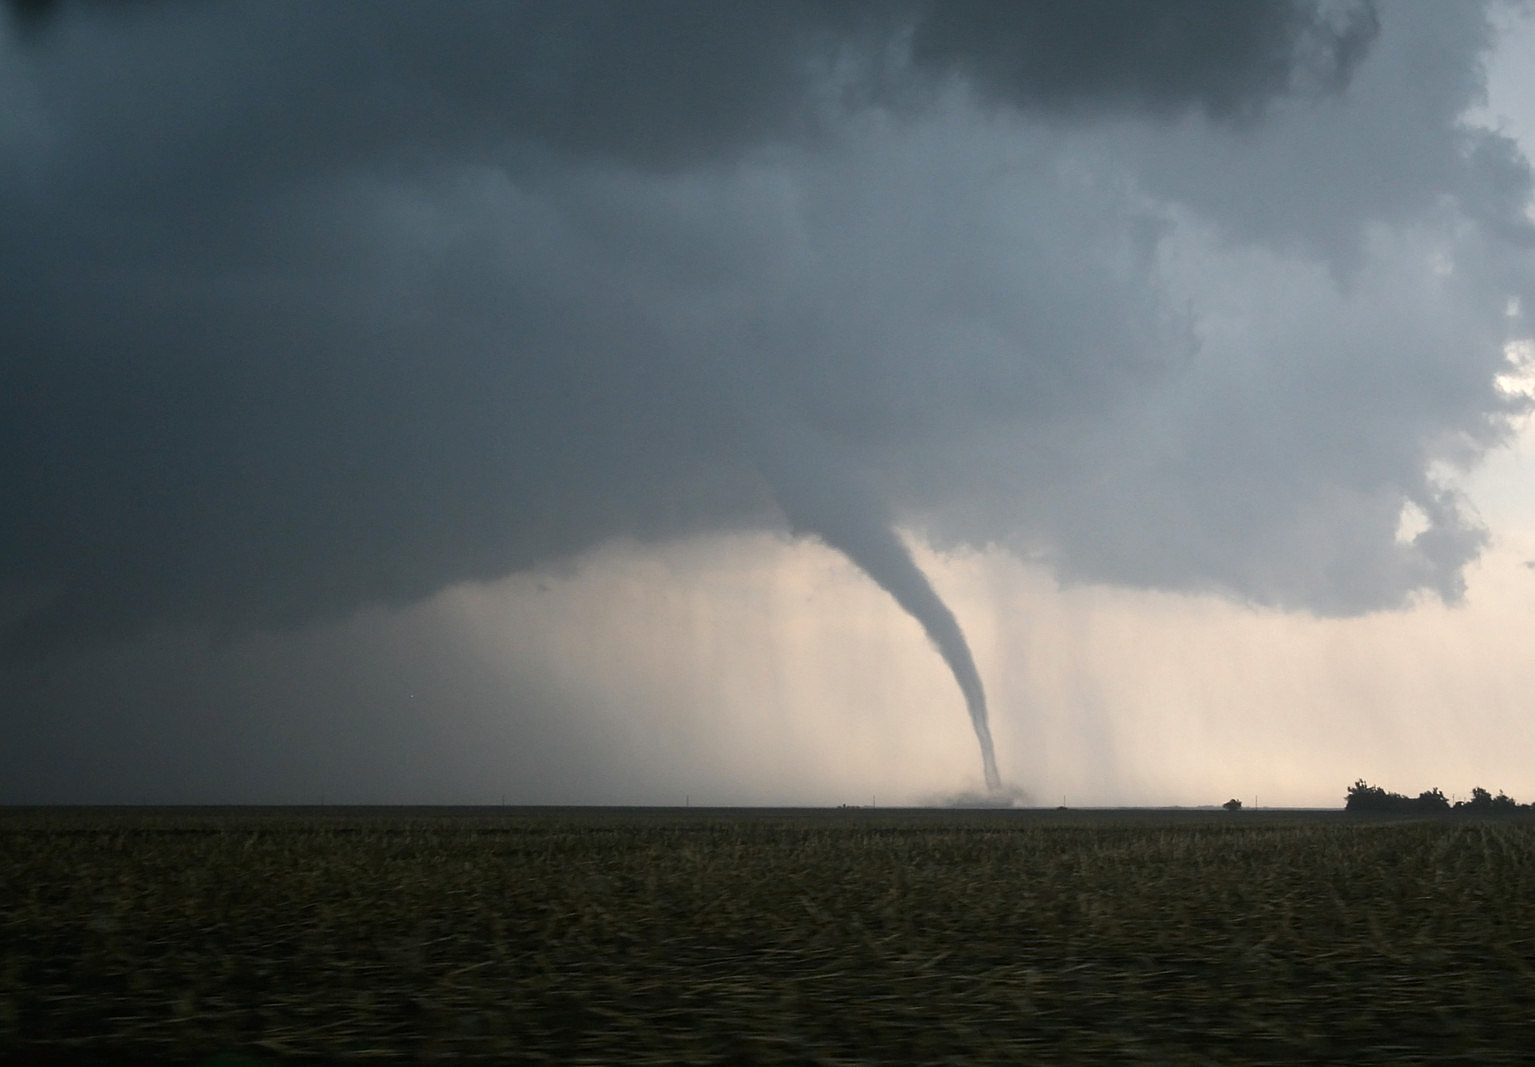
[1223,798,1242,811]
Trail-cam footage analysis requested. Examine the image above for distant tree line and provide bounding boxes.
[1345,780,1531,814]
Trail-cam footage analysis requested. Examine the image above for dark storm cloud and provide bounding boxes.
[908,0,1379,120]
[0,0,1378,189]
[1,0,1529,662]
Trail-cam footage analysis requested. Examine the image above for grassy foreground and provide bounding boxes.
[3,807,1534,1064]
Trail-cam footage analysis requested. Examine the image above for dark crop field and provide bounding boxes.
[3,806,1535,1064]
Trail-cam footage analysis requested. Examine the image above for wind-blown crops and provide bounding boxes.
[3,808,1534,1063]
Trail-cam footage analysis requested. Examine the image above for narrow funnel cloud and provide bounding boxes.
[756,431,1002,791]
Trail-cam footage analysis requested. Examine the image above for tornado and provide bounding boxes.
[758,436,1002,791]
[814,512,1002,793]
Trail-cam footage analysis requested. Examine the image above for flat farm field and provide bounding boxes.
[3,807,1534,1064]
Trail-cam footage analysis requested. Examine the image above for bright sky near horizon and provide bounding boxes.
[5,1,1535,807]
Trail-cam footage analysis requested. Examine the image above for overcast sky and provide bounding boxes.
[4,0,1534,807]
